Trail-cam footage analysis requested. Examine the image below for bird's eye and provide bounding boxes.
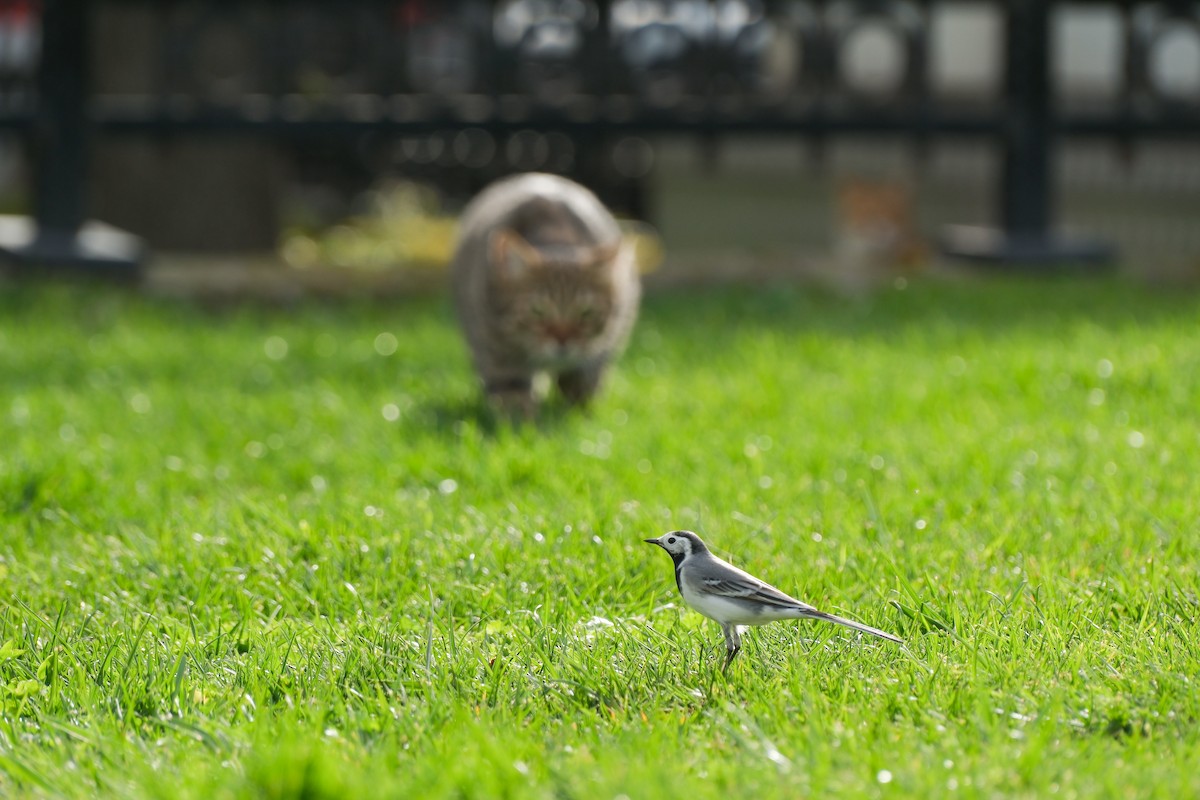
[668,537,676,544]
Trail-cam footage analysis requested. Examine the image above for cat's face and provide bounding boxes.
[836,180,916,257]
[839,182,910,238]
[488,230,622,364]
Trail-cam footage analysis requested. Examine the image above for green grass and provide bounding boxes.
[2,277,1200,798]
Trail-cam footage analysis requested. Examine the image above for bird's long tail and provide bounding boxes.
[805,610,903,644]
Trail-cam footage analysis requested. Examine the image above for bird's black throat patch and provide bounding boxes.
[671,554,686,594]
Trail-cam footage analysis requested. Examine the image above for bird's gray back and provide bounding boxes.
[680,554,816,612]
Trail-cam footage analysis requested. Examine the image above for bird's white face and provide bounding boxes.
[644,530,697,557]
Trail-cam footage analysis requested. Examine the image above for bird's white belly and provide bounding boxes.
[681,581,798,626]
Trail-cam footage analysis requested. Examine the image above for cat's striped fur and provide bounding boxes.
[451,173,640,415]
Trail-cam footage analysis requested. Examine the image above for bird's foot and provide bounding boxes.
[721,646,741,674]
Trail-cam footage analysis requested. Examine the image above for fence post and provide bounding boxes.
[0,0,142,275]
[33,0,87,240]
[1002,0,1052,242]
[940,0,1112,267]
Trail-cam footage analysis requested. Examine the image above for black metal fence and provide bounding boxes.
[3,0,1200,275]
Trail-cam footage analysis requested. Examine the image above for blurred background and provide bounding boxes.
[1,0,1199,291]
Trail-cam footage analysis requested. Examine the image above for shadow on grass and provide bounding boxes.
[421,392,585,438]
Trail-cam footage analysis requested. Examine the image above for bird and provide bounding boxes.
[644,530,902,671]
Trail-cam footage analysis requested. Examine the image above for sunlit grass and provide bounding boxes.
[2,277,1199,798]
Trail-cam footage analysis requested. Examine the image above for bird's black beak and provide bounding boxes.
[644,537,662,547]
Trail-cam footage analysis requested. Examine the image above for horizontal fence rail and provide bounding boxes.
[3,0,1200,273]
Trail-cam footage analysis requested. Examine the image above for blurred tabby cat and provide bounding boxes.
[451,173,640,416]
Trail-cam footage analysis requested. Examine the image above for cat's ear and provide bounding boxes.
[489,229,542,279]
[582,238,623,268]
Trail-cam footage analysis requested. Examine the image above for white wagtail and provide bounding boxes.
[645,530,902,671]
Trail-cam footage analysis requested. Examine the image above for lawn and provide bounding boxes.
[1,276,1199,798]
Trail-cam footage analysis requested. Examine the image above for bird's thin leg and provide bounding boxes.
[721,624,742,673]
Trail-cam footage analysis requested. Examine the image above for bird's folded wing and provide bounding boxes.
[699,575,816,612]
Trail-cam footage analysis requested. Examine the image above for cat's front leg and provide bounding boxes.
[484,374,539,420]
[556,361,608,407]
